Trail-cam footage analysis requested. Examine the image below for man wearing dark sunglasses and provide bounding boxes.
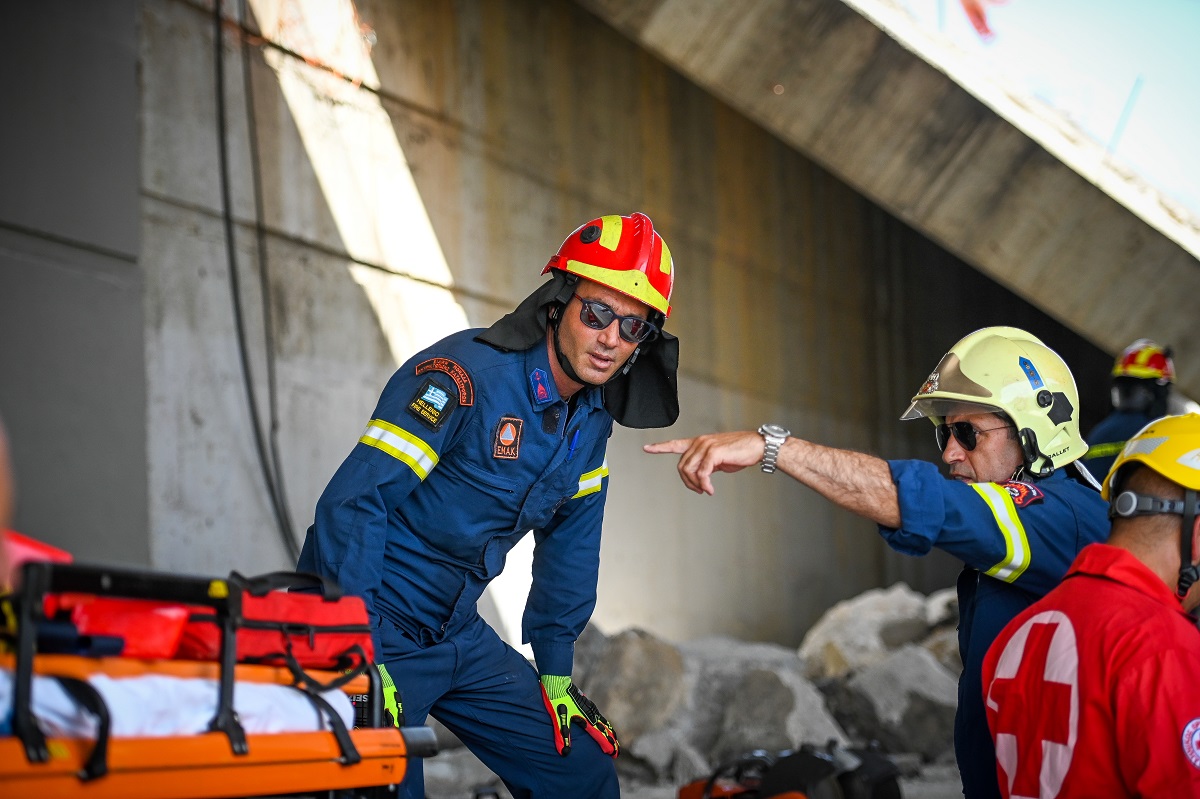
[300,213,680,799]
[647,326,1109,799]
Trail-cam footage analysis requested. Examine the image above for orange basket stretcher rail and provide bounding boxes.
[0,560,437,799]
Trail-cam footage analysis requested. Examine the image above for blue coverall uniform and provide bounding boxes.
[1081,409,1153,483]
[880,461,1108,799]
[298,328,619,799]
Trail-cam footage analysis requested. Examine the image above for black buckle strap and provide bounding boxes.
[53,676,111,781]
[298,688,361,765]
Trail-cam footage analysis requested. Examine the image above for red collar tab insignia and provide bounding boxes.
[415,357,474,406]
[919,372,939,394]
[493,416,524,460]
[529,368,554,405]
[1002,480,1045,508]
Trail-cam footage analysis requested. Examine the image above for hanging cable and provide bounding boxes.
[213,1,299,562]
[239,0,298,555]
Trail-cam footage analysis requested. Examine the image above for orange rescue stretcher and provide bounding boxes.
[0,560,437,799]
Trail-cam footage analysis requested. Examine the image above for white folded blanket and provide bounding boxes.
[0,668,353,739]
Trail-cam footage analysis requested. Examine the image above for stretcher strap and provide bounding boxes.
[53,675,110,781]
[283,642,370,694]
[299,688,361,765]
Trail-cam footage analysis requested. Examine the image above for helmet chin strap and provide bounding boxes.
[1179,488,1199,599]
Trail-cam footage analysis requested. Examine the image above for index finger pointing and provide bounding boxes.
[643,439,694,454]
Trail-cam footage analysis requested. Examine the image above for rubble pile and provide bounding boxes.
[425,582,963,798]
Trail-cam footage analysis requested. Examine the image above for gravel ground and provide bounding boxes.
[421,747,963,798]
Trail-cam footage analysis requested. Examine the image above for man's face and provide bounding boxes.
[555,279,650,386]
[940,411,1024,484]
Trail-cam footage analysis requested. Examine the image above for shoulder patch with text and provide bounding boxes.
[406,377,458,431]
[415,357,474,406]
[493,416,524,460]
[1001,480,1045,508]
[1182,718,1200,769]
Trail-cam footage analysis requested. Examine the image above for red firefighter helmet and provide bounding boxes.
[1112,339,1175,385]
[543,212,674,318]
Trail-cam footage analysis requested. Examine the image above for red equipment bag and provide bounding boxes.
[175,571,374,670]
[47,593,193,659]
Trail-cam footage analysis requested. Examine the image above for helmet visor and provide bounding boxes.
[900,352,997,421]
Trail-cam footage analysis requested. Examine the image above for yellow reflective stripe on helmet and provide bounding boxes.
[972,482,1031,583]
[359,419,438,480]
[659,239,672,275]
[572,458,609,498]
[597,215,623,251]
[564,260,671,316]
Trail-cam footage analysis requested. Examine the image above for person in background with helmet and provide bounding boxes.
[1082,338,1176,482]
[299,213,680,799]
[646,326,1109,799]
[983,413,1200,797]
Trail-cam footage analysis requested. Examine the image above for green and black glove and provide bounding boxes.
[539,675,619,757]
[378,663,404,728]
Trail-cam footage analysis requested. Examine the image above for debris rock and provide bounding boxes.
[586,628,687,745]
[798,583,931,680]
[709,668,846,764]
[925,587,959,629]
[824,644,957,761]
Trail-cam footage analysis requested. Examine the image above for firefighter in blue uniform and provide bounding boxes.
[1081,338,1176,482]
[647,327,1110,799]
[299,213,680,799]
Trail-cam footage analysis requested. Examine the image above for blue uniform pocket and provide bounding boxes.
[404,456,523,564]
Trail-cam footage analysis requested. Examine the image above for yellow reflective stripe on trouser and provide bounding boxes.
[359,419,438,480]
[572,458,609,498]
[972,482,1031,583]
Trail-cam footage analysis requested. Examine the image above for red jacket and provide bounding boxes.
[982,543,1200,797]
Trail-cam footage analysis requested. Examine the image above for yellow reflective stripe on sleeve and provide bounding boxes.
[572,458,609,498]
[972,482,1031,583]
[359,418,438,480]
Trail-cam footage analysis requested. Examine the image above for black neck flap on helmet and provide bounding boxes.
[474,270,679,429]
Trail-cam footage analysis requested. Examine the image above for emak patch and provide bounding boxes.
[493,416,524,460]
[407,377,457,431]
[1002,480,1044,508]
[529,368,554,405]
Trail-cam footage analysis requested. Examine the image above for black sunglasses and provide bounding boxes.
[935,421,1013,452]
[575,297,659,344]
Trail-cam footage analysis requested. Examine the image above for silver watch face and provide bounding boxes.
[760,423,791,439]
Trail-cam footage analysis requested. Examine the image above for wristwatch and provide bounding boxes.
[757,424,791,474]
